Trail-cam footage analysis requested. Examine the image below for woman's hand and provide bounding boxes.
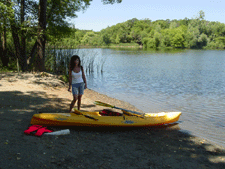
[85,84,87,89]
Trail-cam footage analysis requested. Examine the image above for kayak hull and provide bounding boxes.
[30,111,182,127]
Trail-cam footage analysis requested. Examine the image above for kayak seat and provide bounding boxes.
[99,109,122,116]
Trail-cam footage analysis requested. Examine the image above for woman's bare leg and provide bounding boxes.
[69,95,78,112]
[78,95,82,110]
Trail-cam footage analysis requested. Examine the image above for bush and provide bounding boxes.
[59,74,69,83]
[206,41,224,49]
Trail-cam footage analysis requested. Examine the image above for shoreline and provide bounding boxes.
[88,87,225,149]
[0,72,225,169]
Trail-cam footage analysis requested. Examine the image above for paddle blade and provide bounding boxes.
[94,101,114,108]
[73,108,83,115]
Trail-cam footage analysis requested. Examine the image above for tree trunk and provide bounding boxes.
[34,0,47,72]
[0,11,9,67]
[11,24,22,69]
[28,40,38,70]
[29,0,56,71]
[0,33,4,66]
[7,0,26,71]
[20,0,28,71]
[2,24,9,67]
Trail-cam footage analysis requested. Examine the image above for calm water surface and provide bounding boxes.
[77,48,225,147]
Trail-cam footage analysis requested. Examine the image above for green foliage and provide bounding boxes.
[102,0,122,4]
[198,33,208,48]
[142,38,149,49]
[171,27,186,48]
[115,35,120,44]
[206,37,225,49]
[4,6,225,72]
[206,40,224,49]
[147,38,157,48]
[47,10,225,50]
[142,37,158,49]
[81,31,94,45]
[169,21,179,29]
[0,55,17,73]
[172,33,185,48]
[215,37,225,45]
[154,32,161,48]
[153,20,169,29]
[198,10,205,20]
[59,74,69,83]
[130,19,152,43]
[100,33,111,46]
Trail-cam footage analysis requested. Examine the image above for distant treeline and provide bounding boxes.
[50,11,225,50]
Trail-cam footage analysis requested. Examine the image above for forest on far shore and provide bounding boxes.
[52,11,225,50]
[1,5,225,74]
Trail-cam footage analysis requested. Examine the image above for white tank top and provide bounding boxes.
[72,69,84,84]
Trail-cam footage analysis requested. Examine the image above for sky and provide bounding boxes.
[71,0,225,32]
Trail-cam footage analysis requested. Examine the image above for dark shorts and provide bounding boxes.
[72,82,85,95]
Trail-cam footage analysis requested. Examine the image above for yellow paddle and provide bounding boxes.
[73,108,98,121]
[94,101,145,117]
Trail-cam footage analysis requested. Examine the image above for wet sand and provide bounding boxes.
[0,72,225,169]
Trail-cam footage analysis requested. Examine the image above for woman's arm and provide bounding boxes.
[68,70,72,91]
[81,66,87,88]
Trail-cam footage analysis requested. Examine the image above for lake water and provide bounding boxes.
[76,48,225,147]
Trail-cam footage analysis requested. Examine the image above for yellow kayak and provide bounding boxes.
[30,109,182,127]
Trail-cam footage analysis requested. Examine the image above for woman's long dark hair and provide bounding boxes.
[69,55,81,71]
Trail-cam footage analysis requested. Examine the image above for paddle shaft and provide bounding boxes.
[84,115,98,121]
[74,109,98,121]
[94,101,144,116]
[113,106,143,115]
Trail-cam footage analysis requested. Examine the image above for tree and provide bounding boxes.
[102,0,122,4]
[161,29,172,47]
[171,26,186,48]
[0,1,14,67]
[100,33,111,45]
[35,0,122,71]
[3,0,122,72]
[197,33,208,48]
[75,30,86,44]
[34,0,46,71]
[172,33,185,48]
[0,1,8,67]
[81,31,97,45]
[186,20,200,48]
[198,10,205,20]
[20,0,28,71]
[169,21,178,29]
[115,34,120,44]
[131,19,151,44]
[154,32,161,48]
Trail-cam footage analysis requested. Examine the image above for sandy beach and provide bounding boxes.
[0,72,225,169]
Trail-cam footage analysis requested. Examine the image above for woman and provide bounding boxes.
[68,55,87,112]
